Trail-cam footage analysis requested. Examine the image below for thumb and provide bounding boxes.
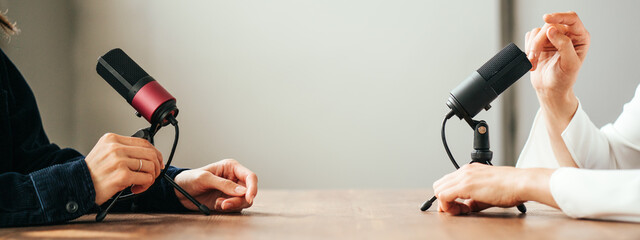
[203,173,247,197]
[546,26,580,73]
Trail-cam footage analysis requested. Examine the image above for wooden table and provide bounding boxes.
[1,190,639,239]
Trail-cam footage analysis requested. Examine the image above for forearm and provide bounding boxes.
[517,168,559,209]
[537,90,579,167]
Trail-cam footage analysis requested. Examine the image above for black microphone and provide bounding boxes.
[96,48,178,126]
[446,43,531,127]
[420,43,530,213]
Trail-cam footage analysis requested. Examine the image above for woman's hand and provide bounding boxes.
[84,133,164,205]
[525,12,590,167]
[527,11,590,99]
[433,163,557,215]
[174,159,258,212]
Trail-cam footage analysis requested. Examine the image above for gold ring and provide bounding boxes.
[137,159,143,172]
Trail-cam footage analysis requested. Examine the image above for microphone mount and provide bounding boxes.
[96,115,211,222]
[419,112,527,213]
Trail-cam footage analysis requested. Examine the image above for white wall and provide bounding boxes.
[7,0,636,189]
[512,0,640,154]
[71,0,502,188]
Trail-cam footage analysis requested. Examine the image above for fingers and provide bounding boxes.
[529,24,570,69]
[202,173,248,197]
[543,11,587,35]
[464,199,492,212]
[120,146,163,177]
[546,26,580,73]
[526,27,541,71]
[232,161,258,204]
[126,158,156,176]
[204,159,258,204]
[437,198,470,215]
[99,133,164,169]
[127,171,155,194]
[215,197,251,212]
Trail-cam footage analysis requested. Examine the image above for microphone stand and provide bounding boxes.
[420,119,526,214]
[96,118,210,222]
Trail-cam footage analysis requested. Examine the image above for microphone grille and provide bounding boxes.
[97,48,150,87]
[477,43,530,95]
[476,43,521,81]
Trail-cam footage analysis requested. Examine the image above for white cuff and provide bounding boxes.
[561,101,610,169]
[549,167,640,222]
[516,108,559,168]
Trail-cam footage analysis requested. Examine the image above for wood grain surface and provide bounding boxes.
[1,190,638,239]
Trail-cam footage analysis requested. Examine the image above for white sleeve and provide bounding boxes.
[550,167,640,222]
[515,108,560,168]
[518,84,640,169]
[561,84,640,169]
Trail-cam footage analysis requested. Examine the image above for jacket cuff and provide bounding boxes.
[134,166,190,212]
[29,157,96,224]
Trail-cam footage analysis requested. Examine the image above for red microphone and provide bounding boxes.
[96,48,178,126]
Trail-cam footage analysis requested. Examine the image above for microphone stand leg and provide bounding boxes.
[96,189,125,222]
[420,196,437,211]
[163,174,210,215]
[516,203,527,213]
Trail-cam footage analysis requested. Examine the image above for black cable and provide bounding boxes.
[441,110,460,169]
[420,110,459,211]
[163,115,179,176]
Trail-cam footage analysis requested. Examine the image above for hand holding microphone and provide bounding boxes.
[84,133,163,205]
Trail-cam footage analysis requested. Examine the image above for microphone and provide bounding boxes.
[420,43,530,213]
[446,43,531,127]
[96,48,178,126]
[94,48,211,222]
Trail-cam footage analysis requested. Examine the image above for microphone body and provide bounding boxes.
[96,48,177,125]
[447,43,531,126]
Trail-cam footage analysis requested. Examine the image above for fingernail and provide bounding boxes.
[548,27,557,36]
[235,186,247,194]
[222,202,232,209]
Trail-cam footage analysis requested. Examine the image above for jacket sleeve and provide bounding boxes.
[0,157,98,227]
[0,47,101,227]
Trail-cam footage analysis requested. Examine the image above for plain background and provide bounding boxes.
[0,0,637,189]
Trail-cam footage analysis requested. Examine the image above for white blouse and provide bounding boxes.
[516,84,640,222]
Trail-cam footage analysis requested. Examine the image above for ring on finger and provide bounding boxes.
[137,159,143,172]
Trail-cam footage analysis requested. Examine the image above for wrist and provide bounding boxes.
[537,91,578,131]
[517,168,558,207]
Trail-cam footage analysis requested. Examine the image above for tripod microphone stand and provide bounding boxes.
[420,114,526,214]
[96,116,210,222]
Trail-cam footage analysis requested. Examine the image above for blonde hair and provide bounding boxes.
[0,11,18,35]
